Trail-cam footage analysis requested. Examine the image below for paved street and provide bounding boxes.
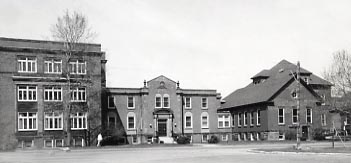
[0,142,350,163]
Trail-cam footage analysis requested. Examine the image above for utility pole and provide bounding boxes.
[296,61,301,150]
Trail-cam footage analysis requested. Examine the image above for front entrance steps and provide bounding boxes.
[158,137,176,144]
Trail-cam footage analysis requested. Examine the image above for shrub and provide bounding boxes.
[208,135,219,144]
[313,128,327,140]
[176,136,191,144]
[285,131,297,140]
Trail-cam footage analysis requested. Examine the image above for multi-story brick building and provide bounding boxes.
[102,75,229,144]
[0,37,106,149]
[219,60,334,141]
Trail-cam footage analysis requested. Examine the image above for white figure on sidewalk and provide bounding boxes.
[97,133,103,147]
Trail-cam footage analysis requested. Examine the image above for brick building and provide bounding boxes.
[102,75,229,144]
[0,37,106,149]
[219,60,334,141]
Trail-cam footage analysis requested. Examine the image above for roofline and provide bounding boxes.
[0,37,101,46]
[219,101,274,111]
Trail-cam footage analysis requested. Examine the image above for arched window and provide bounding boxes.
[127,112,136,130]
[201,112,209,129]
[155,94,162,108]
[185,112,193,129]
[163,94,170,108]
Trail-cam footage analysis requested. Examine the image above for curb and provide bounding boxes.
[248,149,351,156]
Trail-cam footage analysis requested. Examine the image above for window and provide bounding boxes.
[250,112,255,126]
[291,91,297,99]
[108,116,116,128]
[44,59,62,74]
[155,94,162,108]
[44,86,62,101]
[18,57,37,73]
[202,134,208,142]
[322,114,328,126]
[185,112,192,128]
[244,112,248,126]
[232,114,235,127]
[127,112,135,130]
[184,97,191,109]
[201,97,208,109]
[306,108,312,123]
[163,94,170,108]
[70,112,87,129]
[238,113,242,126]
[218,114,230,128]
[201,112,209,129]
[222,134,228,141]
[69,60,86,74]
[44,112,63,130]
[257,110,261,126]
[70,87,86,102]
[292,108,298,124]
[127,96,135,108]
[278,108,285,125]
[18,112,37,131]
[108,96,115,108]
[18,85,37,101]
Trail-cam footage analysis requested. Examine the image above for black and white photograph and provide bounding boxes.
[0,0,351,162]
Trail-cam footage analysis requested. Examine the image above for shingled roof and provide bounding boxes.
[220,60,331,110]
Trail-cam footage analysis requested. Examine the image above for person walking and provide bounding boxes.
[97,133,103,147]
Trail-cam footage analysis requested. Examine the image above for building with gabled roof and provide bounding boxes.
[219,60,334,141]
[102,75,227,144]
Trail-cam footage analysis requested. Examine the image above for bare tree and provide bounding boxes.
[51,10,97,147]
[324,50,351,112]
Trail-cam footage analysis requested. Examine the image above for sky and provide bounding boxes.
[1,0,351,97]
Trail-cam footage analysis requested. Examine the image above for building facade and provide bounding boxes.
[220,60,335,141]
[0,37,106,149]
[102,76,230,144]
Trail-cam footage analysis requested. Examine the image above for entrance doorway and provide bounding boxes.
[302,126,309,140]
[158,119,167,136]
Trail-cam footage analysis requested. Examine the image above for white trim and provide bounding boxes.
[155,94,162,108]
[17,57,37,73]
[243,112,248,126]
[222,134,228,141]
[127,112,136,130]
[44,86,62,102]
[256,110,261,126]
[250,112,254,126]
[18,112,38,131]
[306,108,312,124]
[238,113,242,127]
[218,114,230,128]
[127,96,135,109]
[70,87,86,102]
[292,108,298,124]
[201,97,208,109]
[184,97,192,109]
[202,134,209,142]
[185,112,193,129]
[163,94,170,108]
[70,112,87,130]
[201,112,209,129]
[44,59,62,74]
[69,60,86,75]
[321,114,327,126]
[18,85,37,102]
[278,108,285,125]
[44,112,63,130]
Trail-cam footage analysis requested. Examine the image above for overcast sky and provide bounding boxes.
[1,0,351,97]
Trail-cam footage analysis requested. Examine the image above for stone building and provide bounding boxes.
[219,60,334,141]
[102,75,229,144]
[0,37,106,149]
